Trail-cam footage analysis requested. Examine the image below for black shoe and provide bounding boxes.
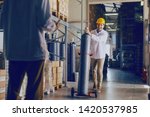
[93,83,96,89]
[44,91,50,95]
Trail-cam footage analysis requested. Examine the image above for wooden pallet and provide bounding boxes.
[52,11,58,17]
[54,84,62,90]
[64,16,67,22]
[58,13,68,22]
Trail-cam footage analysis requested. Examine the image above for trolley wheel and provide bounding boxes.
[94,90,97,98]
[71,87,75,98]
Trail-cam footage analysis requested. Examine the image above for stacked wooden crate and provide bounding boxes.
[0,69,6,100]
[51,61,64,89]
[58,0,69,21]
[49,0,58,16]
[57,61,63,84]
[52,61,58,86]
[50,0,69,21]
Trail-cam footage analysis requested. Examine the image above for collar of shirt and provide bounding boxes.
[94,29,104,35]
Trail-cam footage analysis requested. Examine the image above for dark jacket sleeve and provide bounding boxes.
[0,1,6,29]
[36,0,55,31]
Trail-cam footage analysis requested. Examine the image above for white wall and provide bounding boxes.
[67,0,88,45]
[68,0,88,71]
[68,0,87,33]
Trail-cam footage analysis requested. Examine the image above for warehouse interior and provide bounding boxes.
[0,0,150,100]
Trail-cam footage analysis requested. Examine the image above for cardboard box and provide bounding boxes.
[52,73,57,86]
[0,72,6,92]
[0,87,5,100]
[0,76,5,80]
[58,0,68,16]
[0,92,5,100]
[0,70,6,76]
[0,81,5,88]
[52,61,59,67]
[56,67,63,73]
[50,0,57,11]
[56,73,63,84]
[52,67,56,73]
[59,61,64,67]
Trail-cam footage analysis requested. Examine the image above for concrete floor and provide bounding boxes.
[43,68,149,100]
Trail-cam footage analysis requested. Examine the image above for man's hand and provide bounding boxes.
[43,19,60,32]
[53,19,60,32]
[85,27,91,36]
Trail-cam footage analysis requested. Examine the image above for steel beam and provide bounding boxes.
[89,0,142,4]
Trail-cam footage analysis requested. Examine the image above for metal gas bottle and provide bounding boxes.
[67,42,76,81]
[78,33,91,95]
[60,42,65,60]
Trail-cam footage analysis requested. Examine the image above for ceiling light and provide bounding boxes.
[140,0,144,6]
[105,13,118,16]
[106,23,114,25]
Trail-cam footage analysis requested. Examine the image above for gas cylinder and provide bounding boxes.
[78,33,91,95]
[67,42,76,81]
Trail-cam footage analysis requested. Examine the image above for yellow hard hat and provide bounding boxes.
[96,18,105,24]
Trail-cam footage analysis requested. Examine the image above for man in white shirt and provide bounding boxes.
[86,18,108,93]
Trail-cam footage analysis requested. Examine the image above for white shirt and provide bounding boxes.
[90,29,108,59]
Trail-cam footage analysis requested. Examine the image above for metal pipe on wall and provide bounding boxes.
[64,25,68,87]
[148,0,150,85]
[88,0,142,4]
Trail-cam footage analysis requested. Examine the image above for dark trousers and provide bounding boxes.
[6,60,45,100]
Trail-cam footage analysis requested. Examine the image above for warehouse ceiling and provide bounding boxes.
[103,1,143,32]
[104,3,121,32]
[88,0,142,4]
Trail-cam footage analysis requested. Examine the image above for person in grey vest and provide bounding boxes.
[0,0,56,100]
